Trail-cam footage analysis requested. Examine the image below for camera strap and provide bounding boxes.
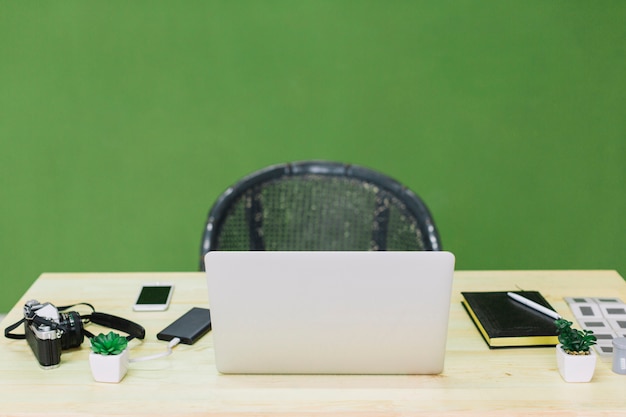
[3,314,68,340]
[57,303,145,341]
[4,302,97,339]
[4,303,145,341]
[4,318,26,340]
[83,312,145,341]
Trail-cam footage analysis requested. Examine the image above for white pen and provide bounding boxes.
[507,292,562,320]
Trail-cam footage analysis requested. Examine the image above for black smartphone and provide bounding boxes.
[157,307,211,345]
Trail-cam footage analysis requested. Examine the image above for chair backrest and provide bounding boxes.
[199,161,442,270]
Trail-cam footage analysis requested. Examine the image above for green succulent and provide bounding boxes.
[554,318,597,354]
[90,331,128,355]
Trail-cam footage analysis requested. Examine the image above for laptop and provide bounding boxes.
[204,251,455,374]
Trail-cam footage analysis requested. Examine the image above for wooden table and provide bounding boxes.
[1,270,625,416]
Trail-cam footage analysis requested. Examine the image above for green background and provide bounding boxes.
[1,1,624,312]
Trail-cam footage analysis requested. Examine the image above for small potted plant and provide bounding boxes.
[554,318,597,382]
[89,331,129,383]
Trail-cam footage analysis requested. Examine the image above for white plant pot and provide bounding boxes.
[89,349,129,383]
[556,344,596,383]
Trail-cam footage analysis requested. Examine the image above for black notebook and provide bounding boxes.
[461,291,559,348]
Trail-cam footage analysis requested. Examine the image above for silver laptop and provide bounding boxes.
[204,251,455,374]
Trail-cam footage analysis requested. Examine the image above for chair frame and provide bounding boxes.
[200,161,442,269]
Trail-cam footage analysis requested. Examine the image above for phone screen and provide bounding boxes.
[134,284,174,311]
[136,286,172,304]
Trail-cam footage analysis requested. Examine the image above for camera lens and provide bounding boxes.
[58,311,84,349]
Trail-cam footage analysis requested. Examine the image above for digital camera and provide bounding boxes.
[5,299,145,369]
[22,300,84,368]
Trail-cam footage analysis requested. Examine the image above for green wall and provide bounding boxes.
[1,1,624,312]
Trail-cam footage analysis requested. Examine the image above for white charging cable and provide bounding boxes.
[129,337,181,363]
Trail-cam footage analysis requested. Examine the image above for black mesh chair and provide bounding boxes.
[199,161,442,270]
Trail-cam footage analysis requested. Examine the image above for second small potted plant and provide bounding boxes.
[554,318,597,383]
[89,331,129,383]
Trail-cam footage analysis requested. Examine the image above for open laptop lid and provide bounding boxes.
[205,251,455,375]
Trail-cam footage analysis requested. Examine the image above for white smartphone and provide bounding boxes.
[133,283,174,311]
